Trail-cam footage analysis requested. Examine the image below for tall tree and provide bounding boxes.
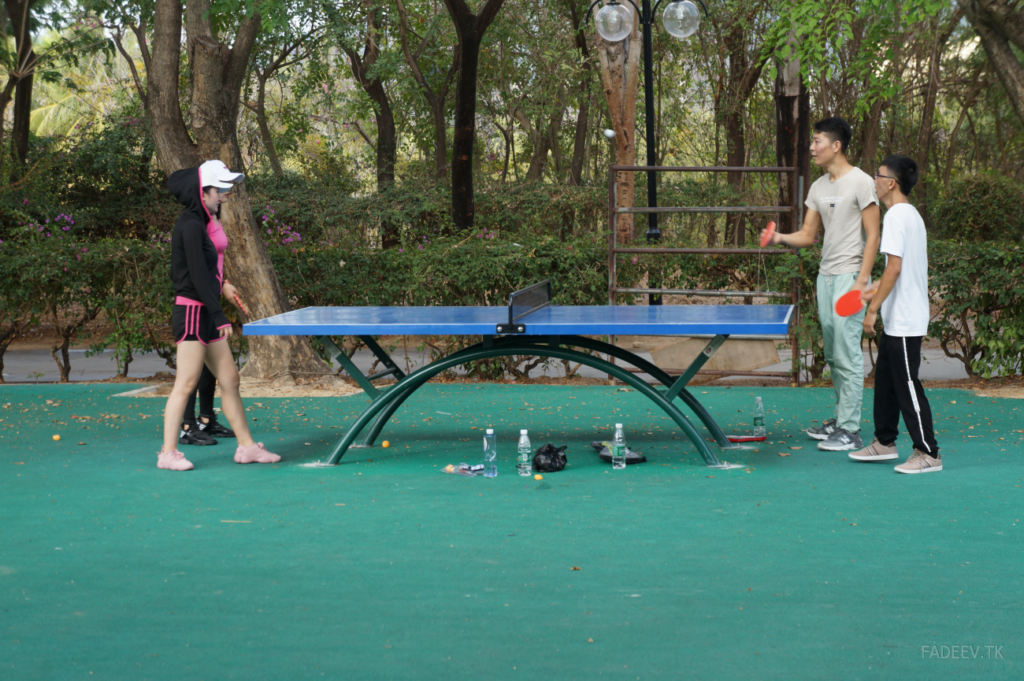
[148,0,334,382]
[563,0,593,186]
[716,9,768,246]
[6,0,37,175]
[956,0,1024,127]
[442,0,507,230]
[328,0,398,230]
[774,32,809,234]
[916,7,964,224]
[245,18,324,177]
[395,0,459,180]
[596,10,640,245]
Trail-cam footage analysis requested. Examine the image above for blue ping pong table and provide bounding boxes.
[244,284,794,468]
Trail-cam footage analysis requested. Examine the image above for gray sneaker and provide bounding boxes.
[895,449,942,474]
[806,418,837,441]
[818,428,863,451]
[849,439,898,462]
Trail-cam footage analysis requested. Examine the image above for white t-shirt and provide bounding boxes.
[879,203,930,337]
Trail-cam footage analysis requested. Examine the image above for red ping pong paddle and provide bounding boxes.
[759,220,777,248]
[834,289,864,317]
[233,294,250,319]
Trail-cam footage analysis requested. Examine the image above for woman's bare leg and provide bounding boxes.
[204,339,254,446]
[162,341,207,453]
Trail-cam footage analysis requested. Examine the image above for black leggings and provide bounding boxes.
[184,365,216,421]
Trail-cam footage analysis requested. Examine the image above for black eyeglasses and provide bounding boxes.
[874,173,897,181]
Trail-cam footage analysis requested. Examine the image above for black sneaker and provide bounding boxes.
[179,421,217,446]
[199,414,235,438]
[806,418,837,441]
[817,428,863,451]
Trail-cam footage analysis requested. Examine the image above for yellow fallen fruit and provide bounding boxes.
[382,440,390,448]
[52,434,60,441]
[534,474,543,480]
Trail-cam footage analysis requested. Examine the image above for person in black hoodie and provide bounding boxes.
[157,161,280,471]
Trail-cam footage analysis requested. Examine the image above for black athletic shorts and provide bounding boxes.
[173,298,226,345]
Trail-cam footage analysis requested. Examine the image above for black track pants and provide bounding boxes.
[873,332,939,456]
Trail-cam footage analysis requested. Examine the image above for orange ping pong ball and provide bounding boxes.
[534,474,543,480]
[382,440,390,448]
[53,434,61,441]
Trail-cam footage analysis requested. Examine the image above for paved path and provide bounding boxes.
[2,343,971,384]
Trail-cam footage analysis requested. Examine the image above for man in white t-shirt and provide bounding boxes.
[849,155,941,473]
[762,118,880,452]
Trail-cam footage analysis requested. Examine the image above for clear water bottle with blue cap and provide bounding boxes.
[612,423,626,469]
[753,397,766,437]
[483,428,498,477]
[517,430,532,476]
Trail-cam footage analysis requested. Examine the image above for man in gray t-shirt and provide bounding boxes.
[762,117,880,452]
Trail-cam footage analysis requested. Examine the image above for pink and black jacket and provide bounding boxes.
[167,167,231,331]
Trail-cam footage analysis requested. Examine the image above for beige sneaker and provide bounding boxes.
[849,439,898,462]
[894,449,942,474]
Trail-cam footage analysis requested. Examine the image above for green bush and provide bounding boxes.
[929,240,1024,378]
[931,173,1024,242]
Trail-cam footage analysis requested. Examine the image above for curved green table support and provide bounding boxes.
[354,335,733,451]
[324,344,725,468]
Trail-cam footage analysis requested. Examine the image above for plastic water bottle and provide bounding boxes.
[612,423,626,469]
[483,428,498,477]
[753,397,766,438]
[517,430,532,476]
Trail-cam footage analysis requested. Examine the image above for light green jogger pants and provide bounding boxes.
[817,272,866,433]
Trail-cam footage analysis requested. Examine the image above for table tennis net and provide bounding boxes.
[508,280,551,323]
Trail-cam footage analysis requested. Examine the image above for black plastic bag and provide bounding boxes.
[533,444,568,472]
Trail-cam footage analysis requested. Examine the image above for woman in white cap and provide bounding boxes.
[156,160,280,470]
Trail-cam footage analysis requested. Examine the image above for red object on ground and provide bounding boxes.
[727,434,767,443]
[759,221,777,248]
[835,289,864,317]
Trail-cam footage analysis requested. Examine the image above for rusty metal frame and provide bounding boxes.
[607,165,803,385]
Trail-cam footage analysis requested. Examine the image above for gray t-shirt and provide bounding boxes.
[805,167,878,276]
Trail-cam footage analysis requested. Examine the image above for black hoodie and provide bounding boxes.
[167,167,230,329]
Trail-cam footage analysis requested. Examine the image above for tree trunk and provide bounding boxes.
[521,119,550,181]
[336,3,399,246]
[449,31,481,229]
[253,75,284,176]
[943,78,984,190]
[774,46,809,234]
[395,0,458,180]
[5,0,35,176]
[10,68,31,174]
[917,9,964,225]
[149,0,334,382]
[958,0,1024,127]
[722,25,765,246]
[859,99,885,174]
[597,17,641,245]
[514,107,564,182]
[443,0,507,230]
[565,0,592,186]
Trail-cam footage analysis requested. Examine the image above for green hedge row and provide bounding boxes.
[2,227,1021,382]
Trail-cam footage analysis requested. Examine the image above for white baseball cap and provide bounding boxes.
[198,159,244,189]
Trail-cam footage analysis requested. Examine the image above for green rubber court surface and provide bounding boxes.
[2,383,1022,680]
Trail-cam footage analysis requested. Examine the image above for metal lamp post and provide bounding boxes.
[588,0,706,304]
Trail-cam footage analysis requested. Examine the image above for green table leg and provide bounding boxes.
[323,343,724,468]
